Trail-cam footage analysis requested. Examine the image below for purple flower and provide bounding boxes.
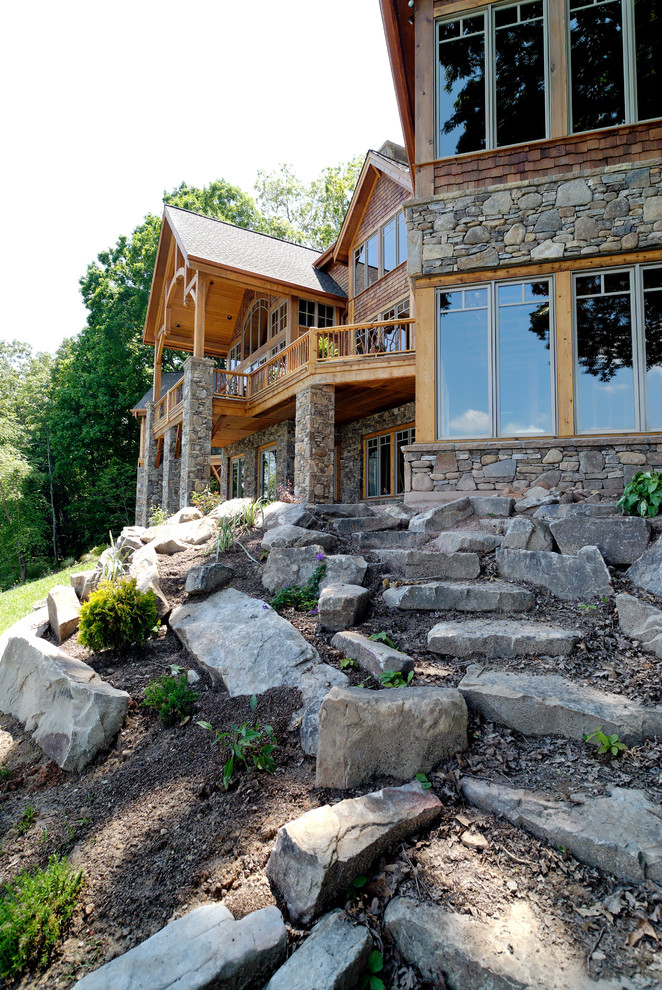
[262,603,270,610]
[316,552,325,561]
[307,607,318,615]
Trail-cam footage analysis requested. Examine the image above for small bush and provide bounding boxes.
[148,505,171,527]
[142,673,199,725]
[192,485,221,515]
[78,579,158,652]
[197,697,277,790]
[617,470,662,518]
[269,561,326,613]
[0,856,83,980]
[100,532,130,583]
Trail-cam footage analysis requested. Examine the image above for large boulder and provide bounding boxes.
[168,506,203,525]
[428,619,580,658]
[47,585,81,644]
[458,665,662,744]
[209,497,253,520]
[262,525,338,552]
[549,515,650,565]
[318,584,370,633]
[626,533,662,595]
[0,635,129,771]
[262,547,367,594]
[374,549,480,581]
[72,904,286,990]
[433,531,503,554]
[315,686,467,788]
[496,545,612,600]
[142,518,216,547]
[616,592,662,659]
[314,503,377,519]
[264,910,372,990]
[501,516,553,552]
[468,495,515,517]
[331,630,414,678]
[262,501,315,531]
[185,562,233,595]
[384,580,533,613]
[70,571,98,602]
[129,544,169,618]
[170,587,346,707]
[266,781,441,925]
[408,498,473,533]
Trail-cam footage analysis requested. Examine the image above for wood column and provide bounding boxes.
[555,271,575,436]
[549,0,569,138]
[153,333,164,402]
[414,281,436,442]
[194,274,208,358]
[415,0,436,198]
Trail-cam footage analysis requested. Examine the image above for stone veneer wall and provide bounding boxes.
[339,402,416,503]
[218,421,295,500]
[403,438,662,498]
[161,426,180,515]
[407,159,662,276]
[294,386,335,503]
[179,356,214,505]
[136,401,162,526]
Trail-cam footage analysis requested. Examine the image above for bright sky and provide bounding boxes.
[0,0,402,355]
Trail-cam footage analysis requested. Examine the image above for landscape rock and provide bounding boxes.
[129,543,169,618]
[374,549,480,580]
[408,497,472,532]
[262,525,338,552]
[534,502,619,521]
[469,495,515,517]
[262,501,315,531]
[184,562,233,595]
[502,516,553,551]
[379,503,416,523]
[428,619,580,658]
[384,580,533,613]
[313,503,376,519]
[331,630,414,677]
[47,585,81,644]
[496,545,612,600]
[73,903,286,990]
[318,583,370,633]
[458,664,662,743]
[616,592,662,659]
[263,910,372,990]
[384,896,625,990]
[117,534,143,553]
[515,487,559,512]
[169,506,203,525]
[332,515,400,535]
[0,635,129,771]
[210,497,253,520]
[433,531,502,553]
[358,530,428,550]
[482,459,515,480]
[461,778,662,885]
[142,518,216,546]
[626,533,662,595]
[315,686,467,788]
[266,781,442,925]
[170,587,346,707]
[549,515,650,565]
[152,537,188,555]
[70,571,98,602]
[262,547,367,593]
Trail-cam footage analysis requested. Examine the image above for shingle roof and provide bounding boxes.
[132,372,183,412]
[165,206,346,298]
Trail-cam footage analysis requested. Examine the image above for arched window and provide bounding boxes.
[243,299,269,359]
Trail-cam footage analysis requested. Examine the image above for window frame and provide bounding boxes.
[572,262,662,434]
[229,455,245,499]
[353,210,408,297]
[362,422,416,499]
[257,443,277,500]
[435,0,552,159]
[435,278,557,440]
[298,299,336,329]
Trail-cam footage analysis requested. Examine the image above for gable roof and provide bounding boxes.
[165,205,346,298]
[379,1,415,169]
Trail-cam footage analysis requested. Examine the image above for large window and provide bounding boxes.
[570,0,661,133]
[243,299,269,361]
[364,425,415,498]
[229,456,244,499]
[574,265,662,433]
[299,300,335,328]
[436,1,547,157]
[258,444,277,500]
[354,211,407,295]
[436,280,554,438]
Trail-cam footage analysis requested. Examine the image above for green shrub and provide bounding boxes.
[617,470,662,518]
[0,856,83,980]
[78,578,158,652]
[192,485,221,515]
[197,697,277,790]
[269,561,326,613]
[142,673,199,725]
[148,505,171,527]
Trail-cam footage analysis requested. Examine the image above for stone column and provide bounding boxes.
[161,426,180,515]
[137,401,162,526]
[219,453,229,501]
[294,385,335,503]
[179,356,214,508]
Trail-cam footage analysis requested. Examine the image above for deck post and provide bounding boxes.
[136,401,162,525]
[294,385,335,503]
[179,356,215,508]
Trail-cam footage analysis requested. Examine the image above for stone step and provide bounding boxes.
[318,583,369,633]
[261,524,338,552]
[265,781,441,925]
[358,530,429,550]
[616,592,662,659]
[549,514,651,565]
[461,778,662,886]
[332,514,400,534]
[408,497,473,533]
[385,896,624,990]
[433,531,503,553]
[458,664,662,744]
[502,516,553,551]
[262,546,368,593]
[468,495,515,517]
[496,545,612,600]
[374,549,480,580]
[264,910,372,990]
[427,619,580,658]
[331,630,414,677]
[384,580,533,613]
[312,503,377,518]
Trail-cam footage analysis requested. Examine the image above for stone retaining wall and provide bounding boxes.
[404,437,662,498]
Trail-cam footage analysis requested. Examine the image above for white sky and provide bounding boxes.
[0,0,403,355]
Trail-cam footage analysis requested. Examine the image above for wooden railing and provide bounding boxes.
[316,318,415,361]
[154,379,184,425]
[213,370,249,398]
[249,335,310,396]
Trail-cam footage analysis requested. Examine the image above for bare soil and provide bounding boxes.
[1,512,662,988]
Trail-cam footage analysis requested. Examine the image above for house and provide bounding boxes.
[380,0,662,498]
[132,143,416,523]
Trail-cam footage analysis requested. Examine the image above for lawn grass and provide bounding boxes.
[0,558,100,635]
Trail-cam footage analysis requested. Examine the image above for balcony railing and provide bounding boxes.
[316,318,415,361]
[154,379,184,424]
[213,370,249,398]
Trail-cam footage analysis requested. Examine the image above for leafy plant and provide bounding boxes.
[340,657,358,670]
[236,498,268,528]
[583,727,627,757]
[148,505,171,527]
[0,856,84,980]
[577,603,597,612]
[346,874,368,900]
[617,470,662,518]
[415,772,432,790]
[142,673,199,725]
[197,696,277,790]
[318,336,338,358]
[191,485,221,515]
[360,950,385,990]
[0,764,9,781]
[379,670,413,689]
[216,516,239,556]
[16,806,35,836]
[100,531,130,583]
[270,562,326,612]
[369,631,397,649]
[78,578,158,652]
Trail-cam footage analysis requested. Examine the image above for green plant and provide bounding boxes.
[78,579,158,652]
[142,673,199,725]
[340,657,358,670]
[197,696,277,790]
[415,772,432,790]
[269,562,326,613]
[100,532,130,583]
[318,336,338,358]
[369,631,397,649]
[583,727,627,757]
[346,874,368,900]
[0,764,9,781]
[360,950,385,990]
[191,485,221,515]
[16,806,35,836]
[216,515,240,556]
[0,856,83,980]
[40,829,50,846]
[577,603,597,612]
[236,498,268,528]
[148,505,171,527]
[379,670,413,688]
[617,470,662,518]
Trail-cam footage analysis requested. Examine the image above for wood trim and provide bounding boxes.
[555,270,574,437]
[362,422,416,499]
[228,454,245,499]
[256,442,277,499]
[549,0,569,139]
[155,437,164,469]
[414,283,436,442]
[193,273,208,357]
[415,0,436,197]
[379,0,415,166]
[191,261,346,305]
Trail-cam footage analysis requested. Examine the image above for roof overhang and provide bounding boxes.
[379,0,416,169]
